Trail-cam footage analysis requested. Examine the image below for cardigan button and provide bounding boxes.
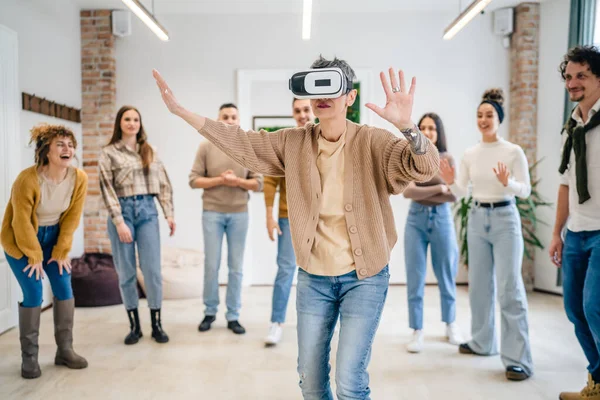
[354,248,363,256]
[349,226,357,234]
[344,204,353,212]
[359,268,368,276]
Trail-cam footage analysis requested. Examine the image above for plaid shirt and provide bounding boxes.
[99,141,174,225]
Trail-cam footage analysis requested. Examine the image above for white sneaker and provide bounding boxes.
[446,322,464,345]
[265,323,283,346]
[406,330,424,353]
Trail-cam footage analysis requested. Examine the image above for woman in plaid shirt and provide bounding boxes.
[99,105,175,345]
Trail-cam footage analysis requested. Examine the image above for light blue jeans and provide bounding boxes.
[404,202,458,330]
[296,266,390,400]
[6,224,73,307]
[107,195,162,310]
[466,203,533,375]
[202,210,249,322]
[271,217,297,323]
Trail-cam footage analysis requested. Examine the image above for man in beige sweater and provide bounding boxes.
[189,103,263,335]
[156,57,439,399]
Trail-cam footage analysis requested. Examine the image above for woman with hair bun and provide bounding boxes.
[1,124,88,379]
[440,88,534,381]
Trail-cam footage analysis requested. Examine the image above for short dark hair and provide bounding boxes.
[310,55,356,88]
[560,45,600,80]
[418,113,448,153]
[219,103,238,110]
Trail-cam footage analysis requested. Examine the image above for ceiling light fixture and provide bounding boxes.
[302,0,313,40]
[121,0,169,41]
[443,0,493,40]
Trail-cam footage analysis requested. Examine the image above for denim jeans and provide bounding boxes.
[467,203,533,375]
[202,210,249,322]
[5,224,73,307]
[296,266,390,400]
[404,202,458,330]
[107,195,162,310]
[562,229,600,382]
[271,217,297,323]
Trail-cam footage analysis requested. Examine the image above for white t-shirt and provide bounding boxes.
[560,97,600,232]
[451,138,531,203]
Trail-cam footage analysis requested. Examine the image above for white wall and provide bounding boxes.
[0,0,83,305]
[534,0,570,294]
[115,10,511,284]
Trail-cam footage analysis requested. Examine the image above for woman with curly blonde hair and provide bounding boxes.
[1,124,88,379]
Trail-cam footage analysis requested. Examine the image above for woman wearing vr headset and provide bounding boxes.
[440,88,533,382]
[402,113,464,353]
[153,56,439,400]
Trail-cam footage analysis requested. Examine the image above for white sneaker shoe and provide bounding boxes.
[406,330,424,353]
[265,323,283,346]
[446,322,464,345]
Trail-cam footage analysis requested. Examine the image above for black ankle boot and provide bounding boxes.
[125,308,143,345]
[150,309,169,343]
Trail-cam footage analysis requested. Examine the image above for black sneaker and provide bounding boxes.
[198,315,216,332]
[227,320,246,335]
[506,366,530,381]
[458,343,484,355]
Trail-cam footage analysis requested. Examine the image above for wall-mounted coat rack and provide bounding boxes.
[22,92,81,123]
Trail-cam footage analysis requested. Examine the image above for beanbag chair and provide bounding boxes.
[71,252,123,307]
[136,246,204,300]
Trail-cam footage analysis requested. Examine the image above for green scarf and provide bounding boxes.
[558,108,600,204]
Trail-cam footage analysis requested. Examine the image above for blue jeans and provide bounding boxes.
[296,266,390,400]
[202,210,249,322]
[5,224,73,307]
[562,229,600,382]
[404,202,458,330]
[271,217,297,323]
[107,195,162,310]
[467,204,533,375]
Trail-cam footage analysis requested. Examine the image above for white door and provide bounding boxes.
[0,24,21,334]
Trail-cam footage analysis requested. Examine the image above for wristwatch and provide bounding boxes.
[399,124,427,155]
[399,125,418,140]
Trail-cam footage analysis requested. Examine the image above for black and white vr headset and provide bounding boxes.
[289,68,353,99]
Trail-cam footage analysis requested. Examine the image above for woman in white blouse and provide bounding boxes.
[440,88,533,381]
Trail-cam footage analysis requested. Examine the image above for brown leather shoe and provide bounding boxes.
[559,391,584,400]
[506,366,530,381]
[560,374,600,400]
[458,343,484,355]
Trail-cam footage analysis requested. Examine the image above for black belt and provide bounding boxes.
[473,200,512,208]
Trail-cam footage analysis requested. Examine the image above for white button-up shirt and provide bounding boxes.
[560,97,600,232]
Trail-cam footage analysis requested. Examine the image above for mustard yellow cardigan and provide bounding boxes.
[1,166,88,264]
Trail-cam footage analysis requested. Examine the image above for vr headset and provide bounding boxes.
[289,68,353,99]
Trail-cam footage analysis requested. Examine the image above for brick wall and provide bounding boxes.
[509,3,540,290]
[81,10,115,254]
